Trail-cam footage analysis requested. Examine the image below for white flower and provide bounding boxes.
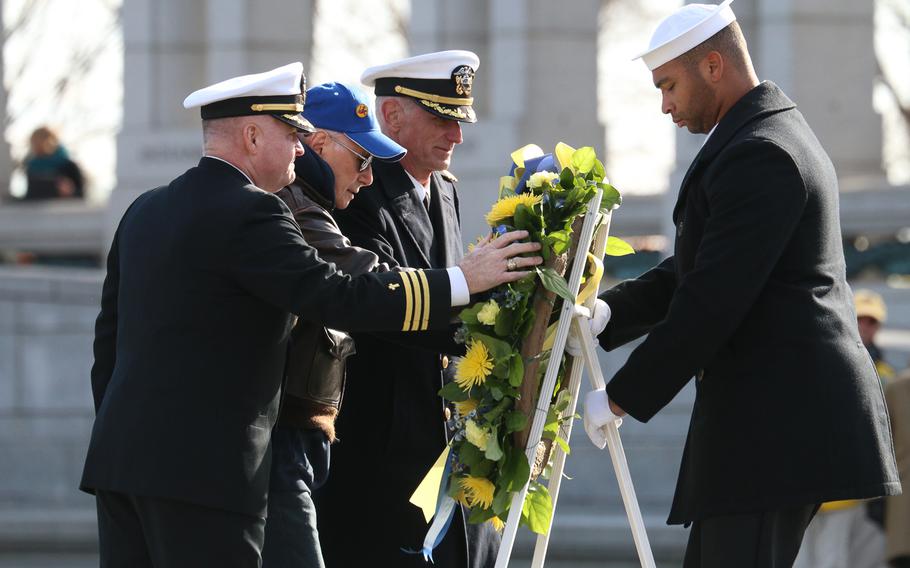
[527,171,559,189]
[477,300,500,326]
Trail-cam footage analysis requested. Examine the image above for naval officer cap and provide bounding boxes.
[361,50,480,123]
[182,62,315,133]
[635,0,737,71]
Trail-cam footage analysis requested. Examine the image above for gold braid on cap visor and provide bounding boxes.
[393,85,473,106]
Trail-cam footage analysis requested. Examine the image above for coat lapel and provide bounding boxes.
[429,172,464,266]
[374,161,434,268]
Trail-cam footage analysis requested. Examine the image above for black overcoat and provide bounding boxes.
[317,160,500,567]
[599,82,900,525]
[80,157,454,518]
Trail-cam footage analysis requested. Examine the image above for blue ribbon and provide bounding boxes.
[402,449,458,562]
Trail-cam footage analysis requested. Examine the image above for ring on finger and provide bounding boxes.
[507,257,518,271]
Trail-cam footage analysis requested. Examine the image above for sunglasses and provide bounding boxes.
[326,133,373,172]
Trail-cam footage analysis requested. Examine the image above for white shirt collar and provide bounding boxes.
[205,155,255,186]
[405,170,430,204]
[703,123,718,144]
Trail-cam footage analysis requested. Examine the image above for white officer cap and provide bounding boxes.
[361,50,480,123]
[635,0,737,71]
[182,62,314,132]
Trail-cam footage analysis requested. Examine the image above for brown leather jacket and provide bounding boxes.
[275,181,391,440]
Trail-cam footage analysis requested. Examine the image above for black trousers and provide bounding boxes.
[96,489,266,568]
[683,504,819,568]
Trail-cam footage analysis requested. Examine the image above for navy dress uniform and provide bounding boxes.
[315,51,501,568]
[589,3,900,566]
[80,62,472,568]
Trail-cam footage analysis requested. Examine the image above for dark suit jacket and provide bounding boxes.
[317,160,499,568]
[599,82,900,524]
[80,157,454,517]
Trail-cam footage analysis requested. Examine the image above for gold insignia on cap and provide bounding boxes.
[251,103,304,112]
[452,65,475,97]
[355,103,369,118]
[419,100,467,119]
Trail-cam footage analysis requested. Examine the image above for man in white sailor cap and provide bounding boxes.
[79,62,541,567]
[315,51,501,568]
[579,2,900,566]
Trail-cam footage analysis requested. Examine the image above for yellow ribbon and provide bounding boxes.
[542,251,605,351]
[409,445,451,523]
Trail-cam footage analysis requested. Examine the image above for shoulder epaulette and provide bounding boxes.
[439,170,458,183]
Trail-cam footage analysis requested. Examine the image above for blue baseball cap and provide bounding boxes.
[302,82,406,161]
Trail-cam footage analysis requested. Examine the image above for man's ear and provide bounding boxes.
[241,121,260,154]
[380,98,402,134]
[307,131,328,155]
[704,51,724,83]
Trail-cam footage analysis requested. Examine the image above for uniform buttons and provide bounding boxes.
[444,407,452,421]
[441,355,449,369]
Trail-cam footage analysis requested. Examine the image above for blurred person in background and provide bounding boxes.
[886,367,910,568]
[21,126,84,200]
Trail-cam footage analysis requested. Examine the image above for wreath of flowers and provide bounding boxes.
[437,142,628,534]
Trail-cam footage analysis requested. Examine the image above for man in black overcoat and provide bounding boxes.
[581,3,901,566]
[79,62,540,568]
[316,51,501,567]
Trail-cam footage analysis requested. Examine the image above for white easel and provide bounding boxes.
[494,192,657,568]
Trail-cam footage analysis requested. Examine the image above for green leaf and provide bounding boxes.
[591,158,606,182]
[490,385,504,401]
[605,236,635,257]
[459,302,485,325]
[485,426,504,461]
[553,435,571,455]
[522,484,554,534]
[492,484,512,515]
[571,147,597,175]
[508,355,524,387]
[501,447,531,491]
[505,410,528,433]
[468,506,496,524]
[494,307,518,337]
[513,203,541,232]
[599,183,622,210]
[439,381,469,402]
[474,333,513,361]
[547,230,571,256]
[535,267,575,303]
[459,442,484,468]
[559,166,575,189]
[471,459,495,478]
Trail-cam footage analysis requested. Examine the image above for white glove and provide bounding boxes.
[566,299,611,357]
[583,388,622,449]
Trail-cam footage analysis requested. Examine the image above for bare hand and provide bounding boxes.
[458,230,542,294]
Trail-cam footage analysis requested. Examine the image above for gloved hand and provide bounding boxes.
[566,299,611,357]
[583,388,622,449]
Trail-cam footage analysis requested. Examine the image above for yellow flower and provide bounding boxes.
[455,398,479,417]
[455,341,493,390]
[477,300,500,326]
[527,171,559,189]
[489,516,505,532]
[485,193,543,226]
[465,420,490,450]
[459,475,496,510]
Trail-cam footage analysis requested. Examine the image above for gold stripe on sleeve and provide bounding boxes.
[417,270,431,331]
[405,271,423,333]
[399,272,414,331]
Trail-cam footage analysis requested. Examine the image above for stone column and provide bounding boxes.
[754,0,882,180]
[108,0,315,247]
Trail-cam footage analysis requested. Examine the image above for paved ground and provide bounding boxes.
[0,552,668,567]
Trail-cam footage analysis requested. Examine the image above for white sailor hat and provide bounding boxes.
[635,0,737,71]
[182,62,315,132]
[361,50,480,123]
